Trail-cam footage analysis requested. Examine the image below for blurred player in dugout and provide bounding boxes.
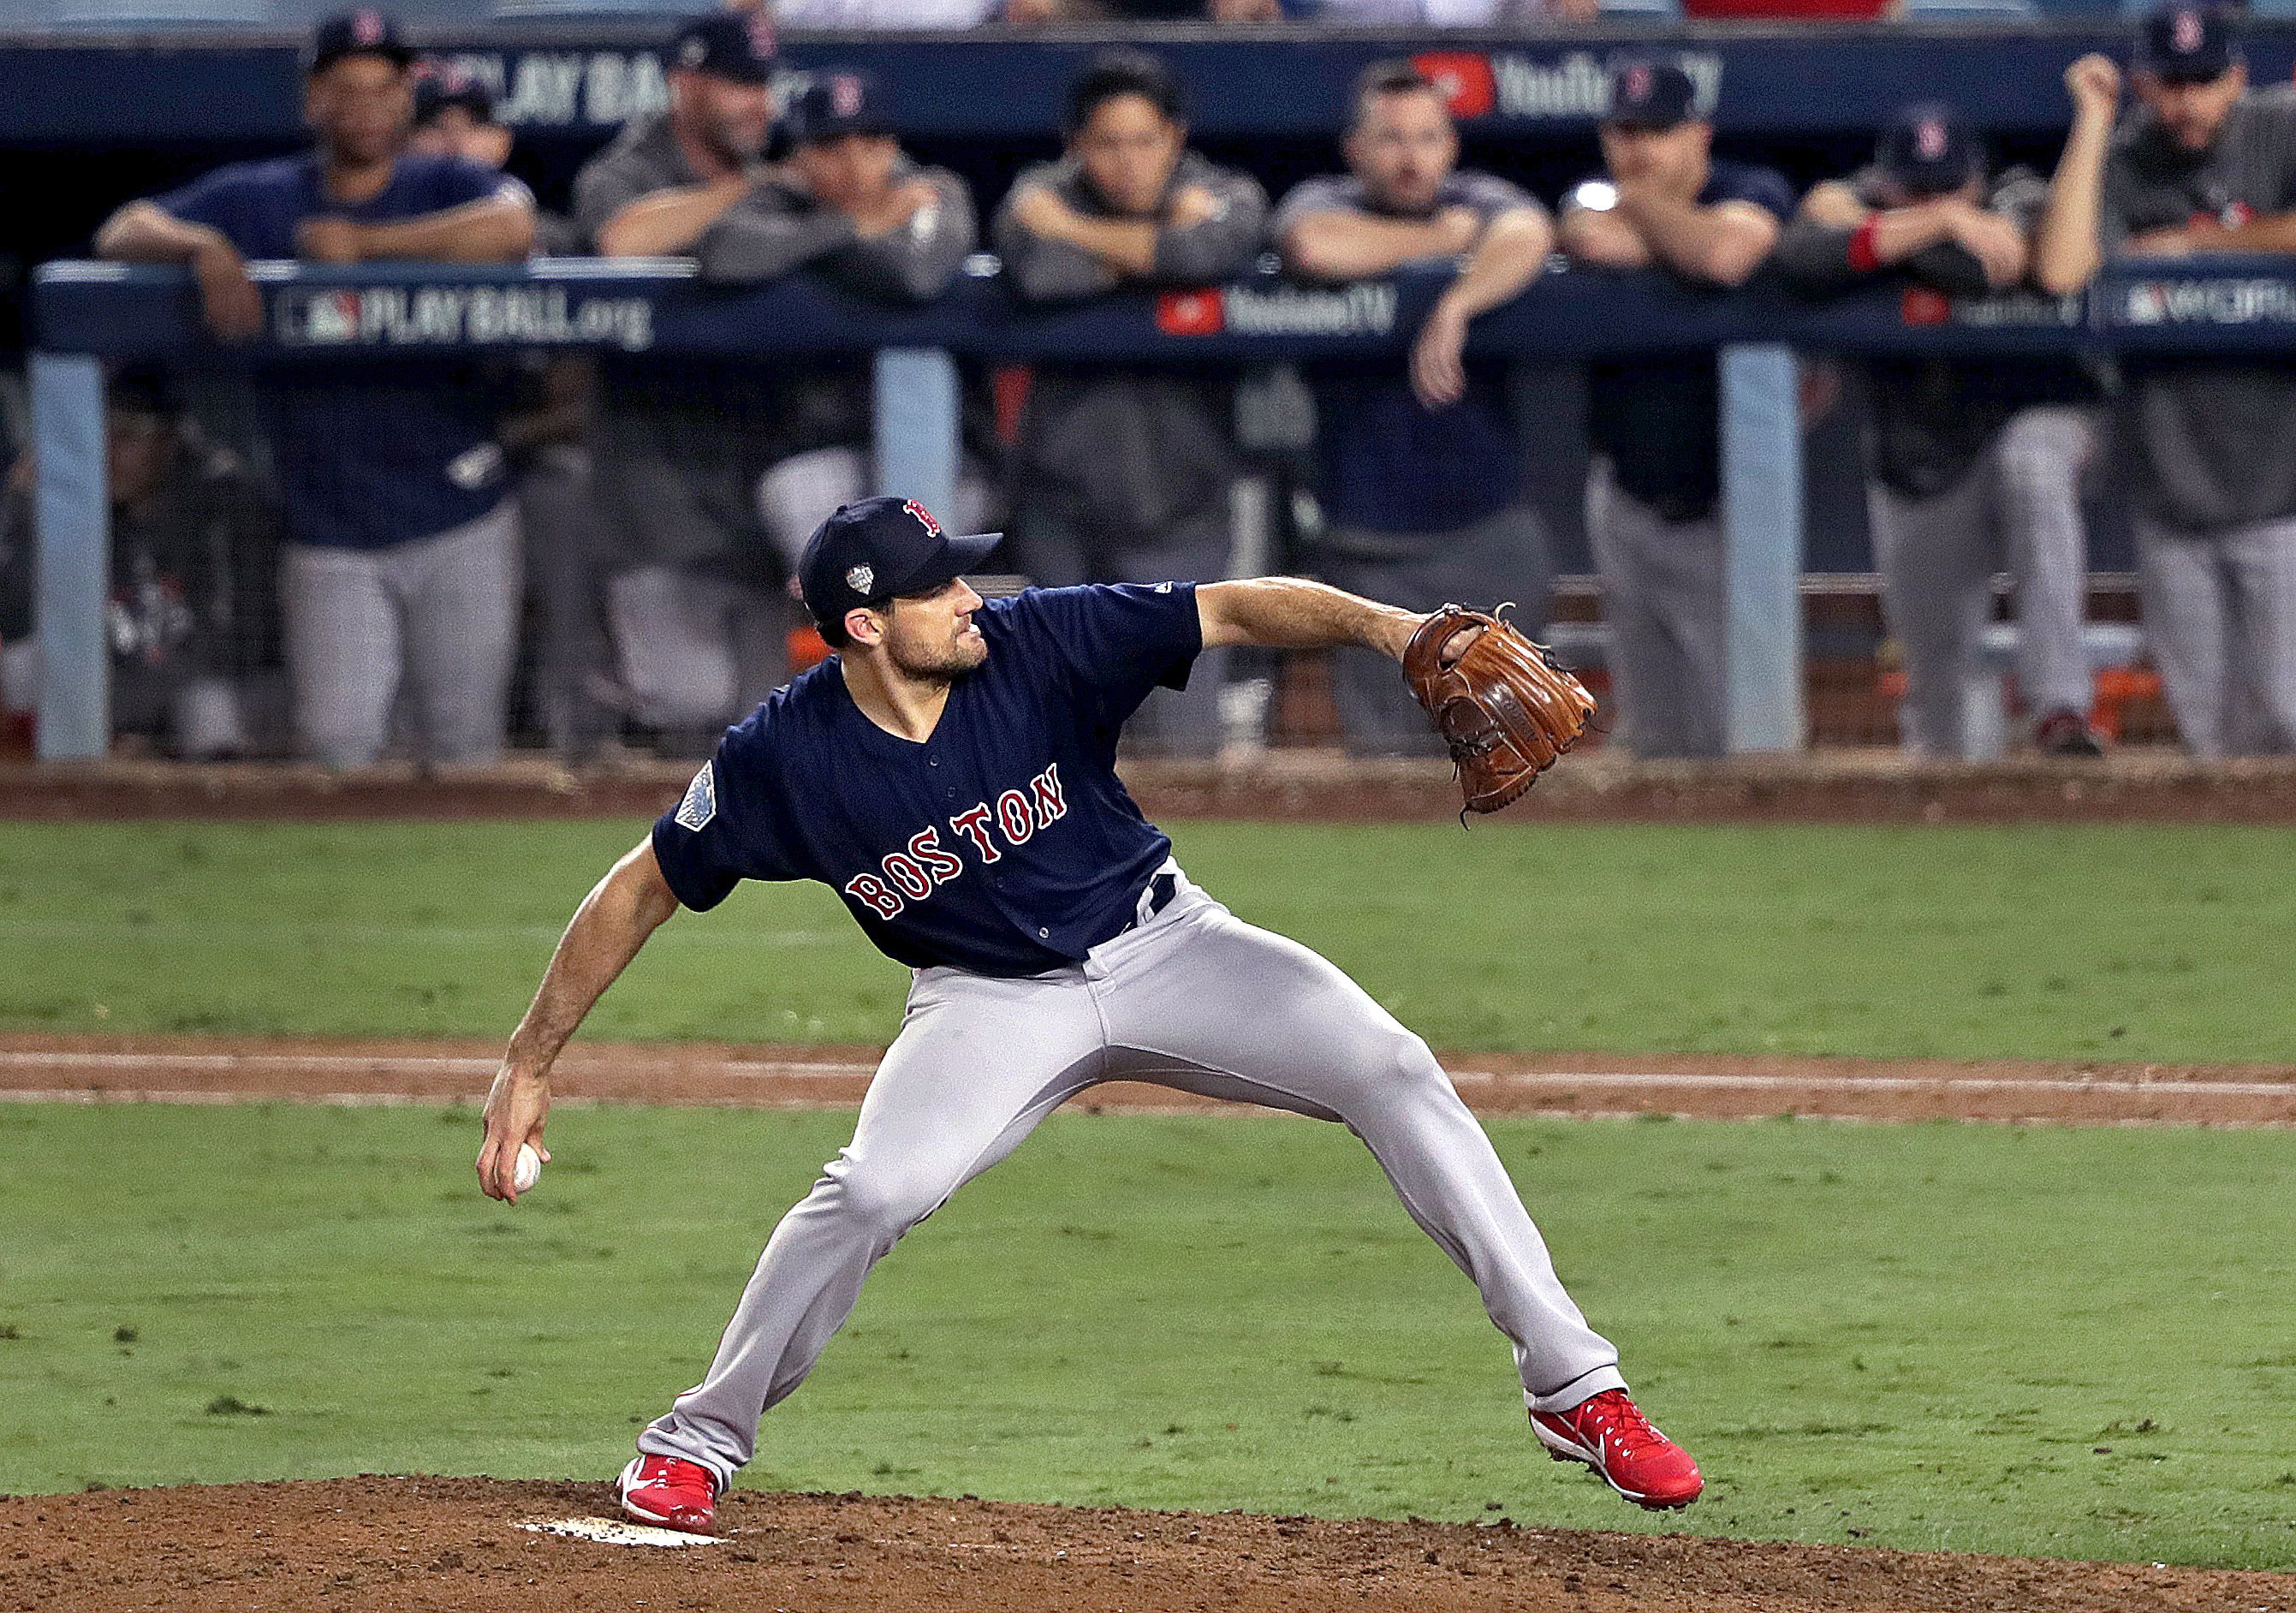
[1560,57,1793,760]
[2038,3,2296,759]
[692,69,995,581]
[1775,102,2107,759]
[0,373,285,759]
[408,64,619,758]
[994,49,1269,755]
[1276,59,1555,757]
[94,9,536,769]
[576,12,788,745]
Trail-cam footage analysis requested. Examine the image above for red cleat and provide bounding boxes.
[1531,1389,1704,1510]
[617,1454,718,1535]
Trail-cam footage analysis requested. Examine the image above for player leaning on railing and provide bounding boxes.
[1773,101,2107,761]
[91,10,535,771]
[475,496,1674,1537]
[2035,3,2296,759]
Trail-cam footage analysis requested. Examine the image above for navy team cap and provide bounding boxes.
[2139,2,2239,83]
[799,497,1001,629]
[308,9,412,74]
[669,12,776,86]
[1877,102,1984,198]
[785,69,892,145]
[413,64,496,127]
[1604,57,1698,130]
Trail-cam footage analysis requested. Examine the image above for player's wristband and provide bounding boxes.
[1847,217,1883,274]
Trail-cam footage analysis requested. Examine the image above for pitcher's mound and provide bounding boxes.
[0,1475,2282,1612]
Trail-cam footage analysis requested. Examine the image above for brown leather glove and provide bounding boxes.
[1402,604,1597,814]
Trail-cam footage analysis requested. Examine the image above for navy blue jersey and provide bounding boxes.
[1585,159,1796,522]
[651,583,1202,976]
[154,153,520,551]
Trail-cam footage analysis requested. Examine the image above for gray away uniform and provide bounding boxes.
[574,116,788,733]
[696,163,996,569]
[993,152,1270,755]
[633,583,1626,1491]
[2103,87,2296,756]
[1579,158,1797,760]
[1775,169,2100,757]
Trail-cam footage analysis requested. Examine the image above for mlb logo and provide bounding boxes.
[1410,52,1496,121]
[1155,290,1224,336]
[288,290,361,343]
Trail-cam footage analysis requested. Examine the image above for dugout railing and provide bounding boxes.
[9,24,2296,149]
[27,253,2296,762]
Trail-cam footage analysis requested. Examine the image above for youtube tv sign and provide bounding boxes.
[1411,48,1722,122]
[1410,51,1496,118]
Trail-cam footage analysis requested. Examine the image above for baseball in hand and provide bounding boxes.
[514,1143,543,1194]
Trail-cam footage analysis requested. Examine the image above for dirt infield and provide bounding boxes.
[16,751,2296,824]
[3,1476,2287,1613]
[4,1033,2293,1126]
[5,1039,2293,1610]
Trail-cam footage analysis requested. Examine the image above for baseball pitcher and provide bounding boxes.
[475,496,1697,1534]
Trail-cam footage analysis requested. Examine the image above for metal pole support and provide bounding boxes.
[1719,342,1805,753]
[29,352,109,761]
[871,348,960,526]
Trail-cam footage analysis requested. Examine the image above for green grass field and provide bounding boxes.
[5,818,2296,1060]
[2,1103,2293,1568]
[5,818,2295,1571]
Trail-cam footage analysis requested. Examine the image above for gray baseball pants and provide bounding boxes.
[1869,407,2096,759]
[2137,510,2296,759]
[754,445,1000,577]
[1586,460,1726,760]
[281,499,520,768]
[605,566,788,733]
[1318,504,1553,759]
[638,871,1626,1492]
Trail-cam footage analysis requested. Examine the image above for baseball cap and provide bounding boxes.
[798,497,1002,632]
[784,69,892,146]
[2138,2,2239,84]
[413,65,496,128]
[308,9,412,75]
[1877,102,1984,198]
[669,12,776,86]
[1603,57,1698,130]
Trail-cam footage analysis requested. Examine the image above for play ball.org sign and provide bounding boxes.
[2120,277,2296,326]
[274,285,656,351]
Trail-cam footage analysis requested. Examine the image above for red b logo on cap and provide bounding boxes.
[2173,7,2203,51]
[902,500,943,538]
